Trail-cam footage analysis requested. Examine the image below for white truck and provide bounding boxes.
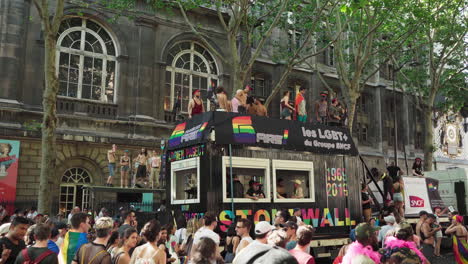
[425,168,468,215]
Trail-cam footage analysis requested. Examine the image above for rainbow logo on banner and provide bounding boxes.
[428,183,437,191]
[282,130,289,144]
[169,123,187,147]
[233,116,256,143]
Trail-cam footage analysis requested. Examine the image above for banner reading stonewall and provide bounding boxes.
[213,112,358,156]
[0,139,20,209]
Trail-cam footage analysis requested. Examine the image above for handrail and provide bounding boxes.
[359,155,384,211]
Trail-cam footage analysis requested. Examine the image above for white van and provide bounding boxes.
[425,168,468,214]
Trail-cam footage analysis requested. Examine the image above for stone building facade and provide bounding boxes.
[1,1,466,213]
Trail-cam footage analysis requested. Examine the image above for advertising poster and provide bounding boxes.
[403,177,433,216]
[0,139,20,210]
[425,177,445,210]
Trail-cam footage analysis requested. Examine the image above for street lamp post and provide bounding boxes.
[392,73,398,166]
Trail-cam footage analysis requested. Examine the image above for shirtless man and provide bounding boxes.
[415,210,428,238]
[106,144,117,186]
[216,87,230,111]
[421,214,441,261]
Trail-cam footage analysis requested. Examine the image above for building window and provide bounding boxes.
[359,124,368,143]
[56,17,118,103]
[250,74,270,98]
[165,41,219,113]
[222,157,270,203]
[59,168,91,215]
[357,94,369,113]
[288,30,303,52]
[171,157,200,204]
[415,131,423,149]
[272,160,315,203]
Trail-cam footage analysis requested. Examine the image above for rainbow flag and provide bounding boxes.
[60,231,88,264]
[453,236,468,264]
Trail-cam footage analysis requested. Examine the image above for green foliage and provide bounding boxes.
[23,120,42,132]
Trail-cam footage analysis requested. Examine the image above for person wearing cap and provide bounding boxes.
[315,91,328,124]
[412,158,424,177]
[289,225,315,264]
[415,210,428,239]
[291,180,304,199]
[328,98,341,126]
[119,150,130,188]
[245,182,265,200]
[342,223,380,264]
[295,87,307,122]
[285,221,298,250]
[188,89,204,118]
[445,215,468,263]
[71,217,114,264]
[378,215,396,247]
[106,144,117,187]
[233,221,274,263]
[235,219,253,255]
[233,221,297,264]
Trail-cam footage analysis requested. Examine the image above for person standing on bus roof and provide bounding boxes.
[295,87,307,122]
[412,158,424,177]
[188,90,204,119]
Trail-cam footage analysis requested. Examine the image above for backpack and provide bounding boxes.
[21,248,54,264]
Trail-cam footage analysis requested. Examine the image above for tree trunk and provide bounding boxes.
[38,34,59,214]
[346,89,359,134]
[423,106,434,171]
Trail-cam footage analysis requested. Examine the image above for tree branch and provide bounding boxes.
[244,0,291,75]
[177,2,228,64]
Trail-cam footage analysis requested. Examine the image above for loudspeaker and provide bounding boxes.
[454,181,466,215]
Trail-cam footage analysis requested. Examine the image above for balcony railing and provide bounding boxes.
[57,97,118,119]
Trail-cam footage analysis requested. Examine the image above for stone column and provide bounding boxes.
[132,17,157,121]
[0,0,26,103]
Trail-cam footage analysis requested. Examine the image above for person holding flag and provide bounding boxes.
[294,87,307,122]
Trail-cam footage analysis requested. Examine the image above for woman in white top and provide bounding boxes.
[130,220,166,264]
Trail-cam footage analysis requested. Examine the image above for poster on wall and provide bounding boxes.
[0,140,20,210]
[425,177,445,210]
[403,177,433,216]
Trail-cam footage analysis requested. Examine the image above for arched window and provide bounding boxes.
[164,41,219,113]
[56,17,118,103]
[59,168,92,214]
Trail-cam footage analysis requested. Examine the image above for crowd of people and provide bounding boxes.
[0,204,467,264]
[183,85,347,126]
[106,144,163,189]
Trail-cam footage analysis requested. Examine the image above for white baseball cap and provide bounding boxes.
[0,223,11,235]
[255,221,275,235]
